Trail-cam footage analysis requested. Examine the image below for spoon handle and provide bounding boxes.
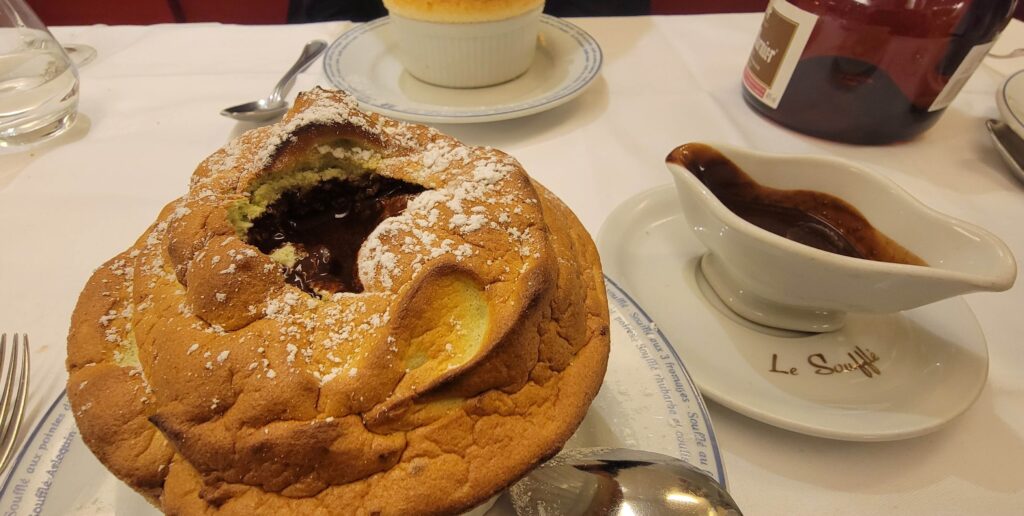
[270,39,328,103]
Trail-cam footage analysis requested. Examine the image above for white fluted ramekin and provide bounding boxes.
[389,6,543,88]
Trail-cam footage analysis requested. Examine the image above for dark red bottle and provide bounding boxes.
[742,0,1017,144]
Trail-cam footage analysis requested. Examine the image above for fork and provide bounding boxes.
[0,334,29,473]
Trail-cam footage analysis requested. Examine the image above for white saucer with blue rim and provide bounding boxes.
[322,15,602,124]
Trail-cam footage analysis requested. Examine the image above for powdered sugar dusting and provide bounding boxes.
[356,138,536,291]
[93,88,546,399]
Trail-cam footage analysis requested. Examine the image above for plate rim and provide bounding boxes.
[322,14,603,124]
[597,183,991,442]
[604,275,727,485]
[0,387,66,495]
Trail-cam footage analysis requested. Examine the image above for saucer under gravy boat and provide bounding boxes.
[665,143,1017,333]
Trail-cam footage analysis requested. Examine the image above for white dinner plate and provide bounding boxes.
[0,278,724,515]
[597,185,990,442]
[322,15,602,124]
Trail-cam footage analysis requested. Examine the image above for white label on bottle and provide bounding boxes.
[929,41,996,112]
[743,0,818,109]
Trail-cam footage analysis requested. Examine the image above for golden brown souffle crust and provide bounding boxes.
[66,87,610,515]
[382,0,544,23]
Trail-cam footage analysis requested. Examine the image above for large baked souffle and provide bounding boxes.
[66,87,609,515]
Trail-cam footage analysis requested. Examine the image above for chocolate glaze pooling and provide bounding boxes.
[668,143,927,266]
[247,174,425,294]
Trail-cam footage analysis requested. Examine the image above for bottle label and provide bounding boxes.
[929,41,996,112]
[743,0,818,109]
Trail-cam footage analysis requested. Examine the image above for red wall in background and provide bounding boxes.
[27,0,288,25]
[27,0,175,25]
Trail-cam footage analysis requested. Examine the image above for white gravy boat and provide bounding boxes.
[666,143,1017,332]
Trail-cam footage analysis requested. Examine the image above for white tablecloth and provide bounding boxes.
[1,14,1022,515]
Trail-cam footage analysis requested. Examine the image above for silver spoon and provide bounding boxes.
[486,447,742,515]
[220,39,327,121]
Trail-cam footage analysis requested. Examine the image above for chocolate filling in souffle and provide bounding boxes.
[247,174,425,294]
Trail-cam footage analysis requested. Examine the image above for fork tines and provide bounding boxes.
[0,334,30,473]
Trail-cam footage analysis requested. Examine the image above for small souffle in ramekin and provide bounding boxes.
[383,0,545,88]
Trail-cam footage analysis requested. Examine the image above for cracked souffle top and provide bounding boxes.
[65,88,610,515]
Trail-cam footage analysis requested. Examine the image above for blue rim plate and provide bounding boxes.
[323,15,603,124]
[0,277,724,514]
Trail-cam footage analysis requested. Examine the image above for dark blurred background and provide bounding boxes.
[23,1,782,25]
[23,0,1024,25]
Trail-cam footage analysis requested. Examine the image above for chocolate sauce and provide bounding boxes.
[668,143,926,266]
[247,174,425,294]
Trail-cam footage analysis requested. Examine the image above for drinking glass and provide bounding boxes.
[0,0,79,147]
[63,44,96,68]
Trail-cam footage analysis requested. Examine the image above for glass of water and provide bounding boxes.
[0,0,78,147]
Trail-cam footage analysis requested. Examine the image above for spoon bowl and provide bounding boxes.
[220,39,327,121]
[221,98,290,122]
[487,447,741,516]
